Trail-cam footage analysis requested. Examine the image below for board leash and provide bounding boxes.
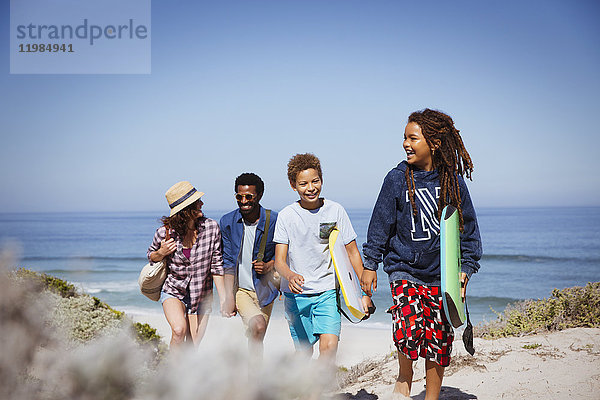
[334,283,376,324]
[462,301,475,355]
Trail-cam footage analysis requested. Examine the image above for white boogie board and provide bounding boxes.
[329,228,365,320]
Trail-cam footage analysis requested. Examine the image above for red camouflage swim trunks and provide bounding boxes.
[388,280,454,367]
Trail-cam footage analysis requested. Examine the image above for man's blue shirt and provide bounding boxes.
[219,206,279,307]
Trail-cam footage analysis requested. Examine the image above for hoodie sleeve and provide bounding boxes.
[458,178,483,278]
[363,170,402,271]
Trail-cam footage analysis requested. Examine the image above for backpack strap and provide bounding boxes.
[256,209,271,263]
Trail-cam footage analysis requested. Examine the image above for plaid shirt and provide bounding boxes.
[147,217,224,313]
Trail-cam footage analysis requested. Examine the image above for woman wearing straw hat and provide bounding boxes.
[147,181,233,348]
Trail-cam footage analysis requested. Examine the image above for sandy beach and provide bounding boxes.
[131,312,600,399]
[130,312,394,369]
[339,327,600,399]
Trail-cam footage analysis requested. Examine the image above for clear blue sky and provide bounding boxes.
[1,0,599,213]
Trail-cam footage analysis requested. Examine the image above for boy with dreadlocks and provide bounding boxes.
[361,109,482,400]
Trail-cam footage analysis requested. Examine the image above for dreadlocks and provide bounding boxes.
[405,108,474,230]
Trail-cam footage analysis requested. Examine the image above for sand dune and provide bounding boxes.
[132,313,600,399]
[339,327,600,399]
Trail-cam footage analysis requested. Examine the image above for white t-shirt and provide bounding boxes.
[238,220,258,291]
[273,199,357,294]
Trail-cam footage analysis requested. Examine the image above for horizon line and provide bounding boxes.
[1,205,600,215]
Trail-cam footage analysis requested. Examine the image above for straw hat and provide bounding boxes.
[165,181,204,217]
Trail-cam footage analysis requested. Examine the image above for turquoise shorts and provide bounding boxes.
[284,289,341,349]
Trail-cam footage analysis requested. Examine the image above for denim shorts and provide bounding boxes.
[284,289,341,349]
[160,291,213,315]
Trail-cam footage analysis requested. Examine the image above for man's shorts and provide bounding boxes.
[284,289,341,349]
[160,291,213,315]
[235,288,274,334]
[388,280,454,367]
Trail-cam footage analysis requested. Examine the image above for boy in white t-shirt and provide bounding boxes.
[273,153,372,362]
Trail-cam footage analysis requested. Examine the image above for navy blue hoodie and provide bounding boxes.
[363,161,482,285]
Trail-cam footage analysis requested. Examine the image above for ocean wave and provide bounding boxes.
[467,295,520,302]
[482,254,600,264]
[22,255,146,262]
[343,320,389,330]
[72,281,139,294]
[42,268,134,275]
[118,306,164,317]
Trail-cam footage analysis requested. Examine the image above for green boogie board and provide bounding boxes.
[440,205,466,328]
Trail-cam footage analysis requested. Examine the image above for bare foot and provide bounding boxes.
[392,382,411,399]
[382,390,411,400]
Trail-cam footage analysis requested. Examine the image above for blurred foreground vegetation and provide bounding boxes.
[0,263,340,400]
[476,282,600,338]
[13,268,165,356]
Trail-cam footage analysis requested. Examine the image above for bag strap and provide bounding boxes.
[163,225,171,266]
[256,209,271,263]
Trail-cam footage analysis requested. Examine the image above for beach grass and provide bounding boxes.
[475,281,600,338]
[12,268,165,354]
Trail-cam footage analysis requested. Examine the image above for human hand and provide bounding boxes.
[361,296,374,317]
[287,272,304,294]
[253,260,272,274]
[360,269,377,296]
[460,272,469,302]
[158,238,177,258]
[220,295,236,318]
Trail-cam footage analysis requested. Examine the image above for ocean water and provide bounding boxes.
[1,207,599,329]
